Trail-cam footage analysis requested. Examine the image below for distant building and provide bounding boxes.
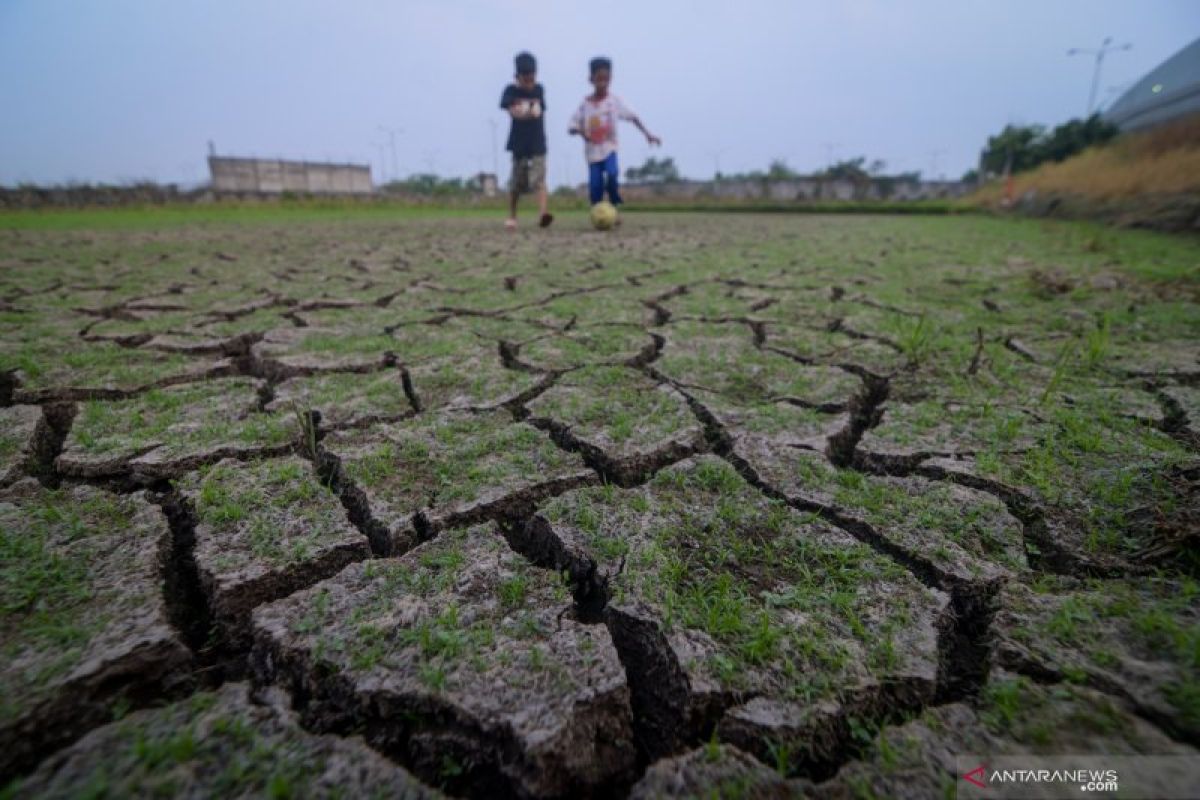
[208,156,372,195]
[1105,37,1200,131]
[473,172,499,197]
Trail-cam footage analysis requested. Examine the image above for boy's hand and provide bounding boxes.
[647,134,662,147]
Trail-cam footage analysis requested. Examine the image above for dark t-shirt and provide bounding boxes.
[500,83,547,158]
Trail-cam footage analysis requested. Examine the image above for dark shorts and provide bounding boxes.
[510,155,546,195]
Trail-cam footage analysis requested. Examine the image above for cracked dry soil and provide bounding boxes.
[2,212,1198,797]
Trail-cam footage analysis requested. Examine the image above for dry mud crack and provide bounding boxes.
[2,214,1198,796]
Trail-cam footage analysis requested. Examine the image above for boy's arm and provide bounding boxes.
[567,104,584,136]
[617,97,661,146]
[500,86,529,119]
[630,116,661,147]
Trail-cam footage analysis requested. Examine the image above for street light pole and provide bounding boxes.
[928,149,946,181]
[370,140,388,184]
[378,125,403,181]
[1068,37,1132,116]
[708,148,727,180]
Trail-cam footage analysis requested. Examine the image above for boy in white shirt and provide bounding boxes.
[568,57,661,207]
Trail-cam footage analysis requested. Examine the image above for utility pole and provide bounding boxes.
[708,148,727,180]
[1068,37,1131,116]
[378,125,403,181]
[928,149,946,181]
[821,141,841,170]
[370,140,389,183]
[488,119,499,177]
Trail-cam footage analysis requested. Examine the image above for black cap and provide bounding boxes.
[515,52,537,75]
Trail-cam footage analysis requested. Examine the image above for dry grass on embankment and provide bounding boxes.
[971,114,1200,211]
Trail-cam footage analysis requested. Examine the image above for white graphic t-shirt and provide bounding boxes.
[570,94,635,163]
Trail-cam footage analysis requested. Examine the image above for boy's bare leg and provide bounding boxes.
[507,191,518,229]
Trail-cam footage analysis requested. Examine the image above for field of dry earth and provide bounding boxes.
[2,210,1197,797]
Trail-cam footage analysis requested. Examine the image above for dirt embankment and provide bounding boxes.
[971,114,1200,233]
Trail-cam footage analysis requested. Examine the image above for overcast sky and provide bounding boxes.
[1,0,1196,187]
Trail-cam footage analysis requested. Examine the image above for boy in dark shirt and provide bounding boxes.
[499,52,553,230]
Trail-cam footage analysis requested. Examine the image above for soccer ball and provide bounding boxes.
[590,201,618,231]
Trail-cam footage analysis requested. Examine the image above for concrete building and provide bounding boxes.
[208,156,372,195]
[1105,37,1200,131]
[473,173,499,197]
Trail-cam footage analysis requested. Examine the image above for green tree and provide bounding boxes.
[980,114,1118,176]
[625,157,680,184]
[766,159,800,180]
[382,174,471,197]
[821,157,870,182]
[981,125,1045,175]
[1037,115,1119,164]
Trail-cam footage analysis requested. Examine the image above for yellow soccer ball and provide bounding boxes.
[590,201,618,231]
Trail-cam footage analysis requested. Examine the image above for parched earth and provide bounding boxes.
[1,211,1198,797]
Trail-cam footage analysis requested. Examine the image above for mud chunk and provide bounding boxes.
[697,388,847,452]
[766,322,908,376]
[813,672,1199,798]
[0,480,190,776]
[519,324,657,371]
[322,409,594,552]
[532,456,948,766]
[658,320,861,409]
[631,743,798,798]
[858,398,1048,458]
[13,683,440,798]
[0,404,43,486]
[527,366,705,483]
[252,327,395,377]
[993,577,1200,742]
[7,340,232,403]
[58,377,291,480]
[175,456,370,647]
[268,369,415,428]
[405,343,542,412]
[252,524,636,797]
[720,408,1028,584]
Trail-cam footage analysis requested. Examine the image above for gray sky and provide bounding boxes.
[1,0,1196,187]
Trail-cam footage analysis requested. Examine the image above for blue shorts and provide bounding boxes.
[588,152,622,205]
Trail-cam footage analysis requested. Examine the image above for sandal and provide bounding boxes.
[504,218,517,231]
[539,213,554,228]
